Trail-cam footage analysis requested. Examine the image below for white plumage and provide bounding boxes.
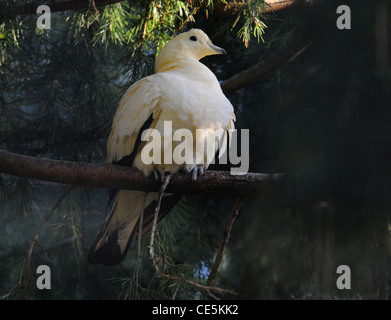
[88,29,235,266]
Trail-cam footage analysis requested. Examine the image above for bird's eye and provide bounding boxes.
[189,36,197,41]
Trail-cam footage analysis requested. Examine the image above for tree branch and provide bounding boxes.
[10,0,302,17]
[14,0,123,15]
[213,0,302,15]
[220,32,312,95]
[1,31,310,148]
[200,197,245,299]
[0,149,283,198]
[19,184,74,298]
[149,177,238,300]
[1,31,311,151]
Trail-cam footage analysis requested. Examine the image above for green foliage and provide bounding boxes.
[1,0,391,301]
[0,0,272,300]
[232,0,268,47]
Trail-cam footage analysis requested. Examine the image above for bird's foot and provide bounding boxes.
[152,169,167,183]
[187,166,206,181]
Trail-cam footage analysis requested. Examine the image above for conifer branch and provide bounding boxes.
[200,197,245,299]
[13,0,123,15]
[149,176,237,300]
[212,0,302,15]
[9,0,302,17]
[0,30,310,150]
[0,149,284,198]
[220,32,312,95]
[149,173,173,275]
[19,185,74,297]
[133,193,147,297]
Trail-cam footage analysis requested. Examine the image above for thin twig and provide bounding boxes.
[133,192,147,298]
[20,185,74,292]
[149,174,173,270]
[35,241,55,261]
[177,6,199,32]
[200,197,245,300]
[138,0,154,59]
[26,185,74,264]
[148,174,237,299]
[31,236,76,257]
[90,0,99,13]
[171,280,182,300]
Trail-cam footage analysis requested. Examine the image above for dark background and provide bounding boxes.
[1,0,391,299]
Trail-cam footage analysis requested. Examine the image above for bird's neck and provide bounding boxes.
[155,50,201,73]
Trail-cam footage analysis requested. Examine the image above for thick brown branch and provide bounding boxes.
[213,0,300,15]
[220,32,312,95]
[11,0,301,16]
[0,149,283,198]
[15,0,123,15]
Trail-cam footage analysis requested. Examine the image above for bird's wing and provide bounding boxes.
[107,76,162,165]
[89,77,166,266]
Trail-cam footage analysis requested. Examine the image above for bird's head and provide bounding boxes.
[155,29,226,72]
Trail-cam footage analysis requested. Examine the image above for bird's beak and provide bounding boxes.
[208,42,227,55]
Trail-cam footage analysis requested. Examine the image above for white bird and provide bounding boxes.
[88,29,236,266]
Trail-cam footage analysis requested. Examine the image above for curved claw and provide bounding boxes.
[152,170,160,181]
[159,169,166,183]
[192,166,198,181]
[152,169,167,182]
[187,166,206,181]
